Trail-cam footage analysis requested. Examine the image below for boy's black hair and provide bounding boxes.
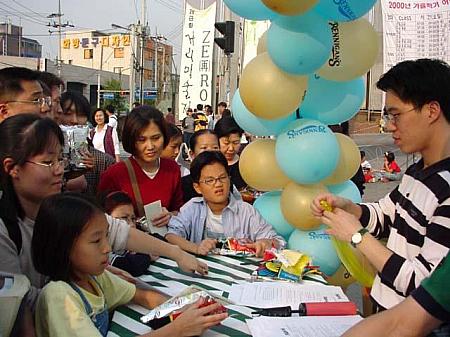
[105,104,115,115]
[61,91,91,118]
[377,58,450,123]
[166,123,182,141]
[385,151,395,163]
[101,190,133,215]
[190,151,229,183]
[32,193,103,282]
[122,105,169,155]
[0,67,40,102]
[360,150,366,159]
[214,116,243,139]
[189,129,217,151]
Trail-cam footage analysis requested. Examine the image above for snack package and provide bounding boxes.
[212,238,256,256]
[253,249,319,282]
[141,286,230,326]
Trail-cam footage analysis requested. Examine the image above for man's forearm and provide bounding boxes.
[127,228,184,259]
[165,233,198,255]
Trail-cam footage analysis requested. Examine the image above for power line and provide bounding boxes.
[12,0,48,20]
[154,0,182,13]
[0,1,47,25]
[0,5,47,26]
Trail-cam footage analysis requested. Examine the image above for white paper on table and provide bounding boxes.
[229,282,348,308]
[144,200,166,235]
[246,316,362,337]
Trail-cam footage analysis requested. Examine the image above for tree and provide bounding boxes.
[101,79,127,113]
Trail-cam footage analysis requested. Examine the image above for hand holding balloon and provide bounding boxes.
[321,208,363,243]
[310,193,350,217]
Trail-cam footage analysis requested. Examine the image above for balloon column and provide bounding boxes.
[229,0,379,285]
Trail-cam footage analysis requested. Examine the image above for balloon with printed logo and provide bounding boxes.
[314,0,377,22]
[300,74,365,125]
[257,31,268,55]
[327,180,362,203]
[262,0,318,16]
[275,119,339,184]
[267,12,332,75]
[323,134,361,185]
[223,0,277,20]
[332,238,375,287]
[326,264,356,288]
[232,90,296,136]
[288,226,341,276]
[254,191,294,241]
[317,19,379,81]
[281,182,328,230]
[240,53,308,120]
[239,139,291,191]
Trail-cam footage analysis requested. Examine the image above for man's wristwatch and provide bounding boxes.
[350,228,369,248]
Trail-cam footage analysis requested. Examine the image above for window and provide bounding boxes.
[84,49,93,59]
[113,67,123,74]
[114,48,124,58]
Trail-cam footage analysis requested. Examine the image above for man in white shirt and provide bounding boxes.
[105,104,118,129]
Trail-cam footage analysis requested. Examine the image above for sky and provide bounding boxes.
[0,0,185,67]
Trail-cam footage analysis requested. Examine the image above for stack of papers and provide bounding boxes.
[229,282,349,308]
[246,316,362,337]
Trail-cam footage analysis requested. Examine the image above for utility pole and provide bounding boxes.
[47,0,73,77]
[139,0,146,104]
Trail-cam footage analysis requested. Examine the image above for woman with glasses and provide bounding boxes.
[166,151,285,257]
[90,108,121,163]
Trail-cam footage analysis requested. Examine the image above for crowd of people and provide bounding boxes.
[0,57,449,337]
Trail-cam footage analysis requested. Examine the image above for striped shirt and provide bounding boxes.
[359,157,450,310]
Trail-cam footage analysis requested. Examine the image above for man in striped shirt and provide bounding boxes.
[312,59,450,313]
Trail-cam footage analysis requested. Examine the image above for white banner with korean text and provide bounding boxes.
[178,3,216,120]
[381,0,450,73]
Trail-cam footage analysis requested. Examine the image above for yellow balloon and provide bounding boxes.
[281,182,328,230]
[240,53,308,120]
[239,139,291,191]
[257,31,268,55]
[317,19,379,82]
[326,264,355,289]
[262,0,318,16]
[323,134,360,185]
[332,238,376,288]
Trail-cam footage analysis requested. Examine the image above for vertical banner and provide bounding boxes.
[242,20,271,68]
[381,0,450,73]
[178,2,217,120]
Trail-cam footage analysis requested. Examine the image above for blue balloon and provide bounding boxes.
[300,74,365,125]
[275,119,340,184]
[313,0,377,22]
[223,0,277,20]
[232,90,296,136]
[327,180,362,203]
[267,12,332,75]
[288,226,341,276]
[254,191,294,241]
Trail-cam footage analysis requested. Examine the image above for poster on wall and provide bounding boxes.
[381,0,450,73]
[178,2,216,120]
[242,20,270,68]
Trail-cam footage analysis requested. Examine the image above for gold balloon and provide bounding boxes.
[281,182,328,230]
[326,264,355,289]
[323,133,360,185]
[239,139,290,191]
[262,0,318,16]
[240,53,308,120]
[317,19,379,82]
[257,31,268,55]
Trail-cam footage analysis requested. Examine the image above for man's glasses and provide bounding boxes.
[7,96,52,108]
[26,158,68,171]
[198,175,230,186]
[382,106,417,125]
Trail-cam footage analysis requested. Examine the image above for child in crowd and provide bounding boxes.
[33,193,227,337]
[160,124,190,177]
[374,151,402,182]
[166,151,285,257]
[360,150,374,183]
[103,191,152,277]
[181,129,241,203]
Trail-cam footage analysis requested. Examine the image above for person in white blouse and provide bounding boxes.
[90,108,121,162]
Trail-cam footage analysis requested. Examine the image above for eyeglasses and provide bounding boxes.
[198,175,230,186]
[26,158,67,171]
[382,106,417,125]
[7,96,52,108]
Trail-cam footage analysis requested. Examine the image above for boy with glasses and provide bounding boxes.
[166,151,285,257]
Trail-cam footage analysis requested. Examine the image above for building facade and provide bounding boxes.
[0,23,42,58]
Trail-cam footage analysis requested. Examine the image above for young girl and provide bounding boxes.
[375,151,401,182]
[33,193,227,337]
[161,124,190,177]
[90,108,121,162]
[103,191,152,277]
[98,106,183,227]
[167,151,285,257]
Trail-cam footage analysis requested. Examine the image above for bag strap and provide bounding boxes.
[124,158,145,218]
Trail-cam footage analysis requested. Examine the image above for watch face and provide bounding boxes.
[351,232,362,245]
